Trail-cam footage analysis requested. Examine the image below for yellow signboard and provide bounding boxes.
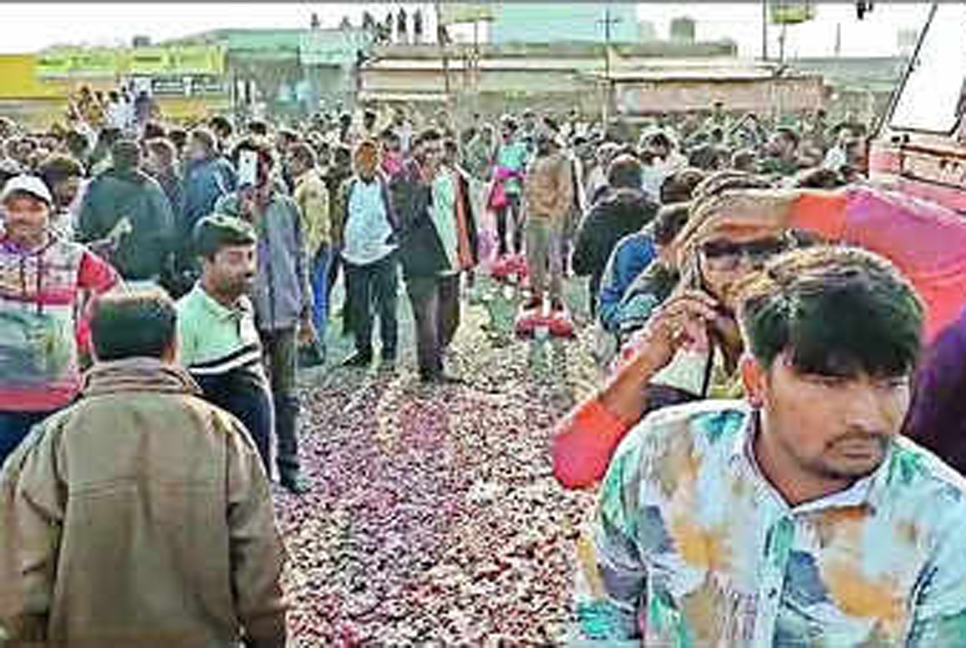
[128,47,170,75]
[169,46,225,75]
[0,54,69,99]
[770,1,816,24]
[37,48,120,78]
[36,46,225,79]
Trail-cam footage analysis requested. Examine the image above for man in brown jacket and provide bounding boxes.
[0,289,287,647]
[523,121,574,312]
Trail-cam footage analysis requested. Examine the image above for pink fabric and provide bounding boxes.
[552,400,633,489]
[792,186,966,344]
[487,166,524,211]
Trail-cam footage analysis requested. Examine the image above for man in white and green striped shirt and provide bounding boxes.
[177,215,274,476]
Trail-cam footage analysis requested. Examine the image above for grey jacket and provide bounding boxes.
[215,190,312,332]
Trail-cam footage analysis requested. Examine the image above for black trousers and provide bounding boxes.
[343,252,400,359]
[195,371,274,476]
[406,273,461,377]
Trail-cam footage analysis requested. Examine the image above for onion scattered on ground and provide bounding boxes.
[276,276,601,645]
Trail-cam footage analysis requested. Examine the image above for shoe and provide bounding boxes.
[342,352,373,368]
[280,472,310,495]
[419,371,465,385]
[299,344,326,368]
[523,297,543,311]
[379,355,397,372]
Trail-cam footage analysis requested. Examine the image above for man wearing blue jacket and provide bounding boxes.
[215,137,313,495]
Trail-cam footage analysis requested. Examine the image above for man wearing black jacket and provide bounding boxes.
[77,138,175,284]
[394,129,478,384]
[571,154,658,317]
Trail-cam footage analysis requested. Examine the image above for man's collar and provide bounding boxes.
[194,282,249,320]
[294,167,318,185]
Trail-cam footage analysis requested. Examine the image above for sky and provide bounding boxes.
[0,2,935,59]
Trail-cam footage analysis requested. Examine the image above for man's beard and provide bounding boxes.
[812,433,893,480]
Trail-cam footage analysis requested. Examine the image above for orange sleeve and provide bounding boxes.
[787,190,849,241]
[551,398,635,490]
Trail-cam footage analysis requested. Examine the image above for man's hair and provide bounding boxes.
[651,202,692,246]
[413,128,443,149]
[730,148,758,172]
[792,166,846,189]
[145,138,177,168]
[775,126,800,149]
[193,214,257,260]
[691,170,773,208]
[111,138,141,171]
[247,120,269,136]
[277,128,299,143]
[189,127,217,154]
[288,142,317,168]
[38,154,84,187]
[209,115,233,138]
[91,288,178,361]
[142,121,167,141]
[738,246,924,378]
[168,128,187,150]
[606,154,644,190]
[354,138,380,160]
[64,130,89,155]
[660,167,706,204]
[640,131,672,151]
[231,136,274,169]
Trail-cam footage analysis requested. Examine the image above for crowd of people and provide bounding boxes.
[1,82,966,645]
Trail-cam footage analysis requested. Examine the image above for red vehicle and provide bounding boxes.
[868,2,966,214]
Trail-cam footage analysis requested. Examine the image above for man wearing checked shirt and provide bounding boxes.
[572,246,966,646]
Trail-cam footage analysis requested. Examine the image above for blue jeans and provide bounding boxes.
[0,410,55,470]
[310,245,333,343]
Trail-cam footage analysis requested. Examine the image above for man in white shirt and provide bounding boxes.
[339,140,400,369]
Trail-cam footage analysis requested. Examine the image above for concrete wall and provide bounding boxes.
[616,76,826,115]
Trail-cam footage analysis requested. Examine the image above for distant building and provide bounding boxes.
[489,3,639,44]
[638,21,657,42]
[670,17,696,43]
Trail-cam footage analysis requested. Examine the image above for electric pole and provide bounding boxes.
[762,0,769,60]
[597,5,622,123]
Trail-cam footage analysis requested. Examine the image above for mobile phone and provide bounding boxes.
[238,150,258,188]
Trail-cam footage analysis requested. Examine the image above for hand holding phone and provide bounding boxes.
[238,149,259,188]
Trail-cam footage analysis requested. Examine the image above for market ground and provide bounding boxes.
[273,267,604,645]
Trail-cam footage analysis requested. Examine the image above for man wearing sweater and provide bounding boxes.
[522,123,574,313]
[0,176,119,468]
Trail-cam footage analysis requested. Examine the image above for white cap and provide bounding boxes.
[1,175,53,206]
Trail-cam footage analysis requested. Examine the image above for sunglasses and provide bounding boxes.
[699,238,788,271]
